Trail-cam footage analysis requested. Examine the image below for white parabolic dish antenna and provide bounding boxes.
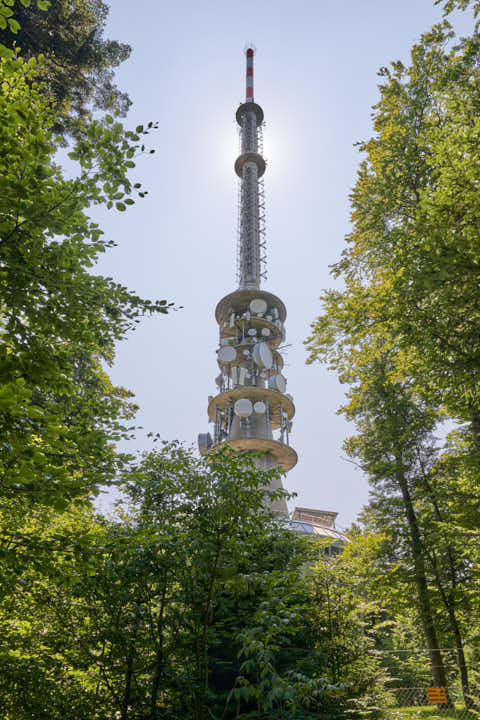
[250,298,267,314]
[253,401,266,414]
[269,374,286,393]
[253,342,273,369]
[234,398,253,417]
[218,346,237,364]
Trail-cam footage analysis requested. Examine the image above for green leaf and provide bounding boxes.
[0,43,13,58]
[116,202,126,211]
[8,18,20,33]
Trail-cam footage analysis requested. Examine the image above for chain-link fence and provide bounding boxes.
[384,687,475,720]
[373,649,480,720]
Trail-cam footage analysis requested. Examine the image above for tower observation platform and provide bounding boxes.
[197,47,295,516]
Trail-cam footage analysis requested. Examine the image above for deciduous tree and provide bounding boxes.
[0,56,172,508]
[0,0,131,137]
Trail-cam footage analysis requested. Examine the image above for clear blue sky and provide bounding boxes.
[92,1,473,527]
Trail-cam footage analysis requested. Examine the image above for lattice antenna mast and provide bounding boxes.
[235,48,267,289]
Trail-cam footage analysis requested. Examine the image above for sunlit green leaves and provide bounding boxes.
[307,19,480,431]
[306,12,480,700]
[0,57,173,509]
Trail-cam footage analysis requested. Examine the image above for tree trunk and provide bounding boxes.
[197,539,222,720]
[121,646,134,720]
[470,409,480,453]
[121,610,139,720]
[450,616,471,707]
[419,468,471,704]
[396,469,449,692]
[150,583,168,720]
[429,553,470,705]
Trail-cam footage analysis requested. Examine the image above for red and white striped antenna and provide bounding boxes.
[244,45,256,102]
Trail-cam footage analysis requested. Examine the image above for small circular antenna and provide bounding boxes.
[253,401,266,414]
[269,374,287,393]
[249,298,267,314]
[218,346,237,364]
[234,398,253,418]
[244,43,257,56]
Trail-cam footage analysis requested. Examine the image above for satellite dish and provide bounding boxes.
[265,314,272,321]
[253,342,273,370]
[247,328,257,337]
[218,346,237,364]
[198,433,212,455]
[261,327,271,337]
[253,401,266,414]
[268,374,286,393]
[215,374,223,387]
[249,298,267,315]
[234,398,253,418]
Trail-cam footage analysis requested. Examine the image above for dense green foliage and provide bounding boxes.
[0,55,170,509]
[0,446,387,719]
[307,0,480,707]
[0,0,131,137]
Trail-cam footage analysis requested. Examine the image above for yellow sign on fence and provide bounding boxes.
[427,687,447,704]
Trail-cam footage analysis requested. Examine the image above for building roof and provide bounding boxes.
[292,506,338,528]
[289,519,348,544]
